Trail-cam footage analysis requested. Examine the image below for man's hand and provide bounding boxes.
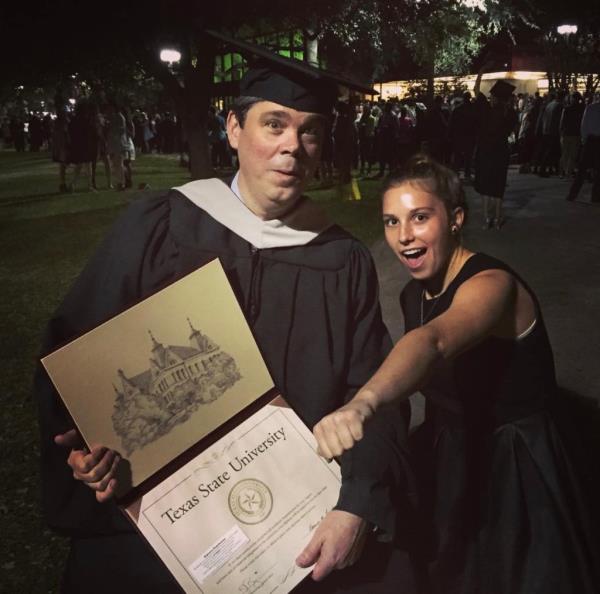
[295,510,369,581]
[313,397,375,459]
[54,429,120,502]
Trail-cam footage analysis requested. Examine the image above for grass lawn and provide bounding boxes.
[0,150,386,592]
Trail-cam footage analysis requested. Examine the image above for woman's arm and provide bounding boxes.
[314,269,518,459]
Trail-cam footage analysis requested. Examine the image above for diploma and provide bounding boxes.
[41,259,341,592]
[123,400,341,593]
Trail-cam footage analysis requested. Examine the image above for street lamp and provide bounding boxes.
[160,49,181,65]
[557,24,578,35]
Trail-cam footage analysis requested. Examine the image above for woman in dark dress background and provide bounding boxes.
[474,82,518,230]
[314,155,599,593]
[69,100,99,192]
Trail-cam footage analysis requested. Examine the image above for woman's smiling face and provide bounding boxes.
[382,182,463,284]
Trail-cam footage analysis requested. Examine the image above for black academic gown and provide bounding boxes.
[35,189,416,593]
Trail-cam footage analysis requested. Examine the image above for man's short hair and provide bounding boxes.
[230,96,263,128]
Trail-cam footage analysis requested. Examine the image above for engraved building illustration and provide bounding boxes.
[112,319,242,455]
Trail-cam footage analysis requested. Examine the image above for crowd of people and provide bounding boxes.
[1,103,186,192]
[327,86,600,223]
[3,84,598,209]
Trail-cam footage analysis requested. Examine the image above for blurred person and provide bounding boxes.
[357,104,376,176]
[559,91,585,178]
[218,108,232,167]
[42,113,54,151]
[530,92,547,174]
[133,110,150,154]
[11,116,26,152]
[318,111,335,186]
[149,113,160,152]
[537,91,564,177]
[1,117,12,149]
[474,81,518,230]
[448,92,478,181]
[105,102,128,191]
[517,95,543,173]
[29,113,44,152]
[333,101,358,199]
[162,112,177,153]
[397,106,416,168]
[70,101,100,192]
[566,94,600,203]
[51,108,71,192]
[93,108,112,189]
[207,106,228,169]
[123,110,135,189]
[423,96,449,164]
[374,102,400,178]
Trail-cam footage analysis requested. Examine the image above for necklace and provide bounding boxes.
[420,290,442,326]
[419,250,474,325]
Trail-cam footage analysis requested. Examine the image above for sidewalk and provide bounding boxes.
[371,166,600,419]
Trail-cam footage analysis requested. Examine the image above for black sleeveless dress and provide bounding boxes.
[400,253,599,594]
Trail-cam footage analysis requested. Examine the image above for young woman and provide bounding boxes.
[313,155,599,593]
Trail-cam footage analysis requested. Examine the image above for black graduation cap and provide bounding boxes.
[205,30,377,115]
[489,80,516,100]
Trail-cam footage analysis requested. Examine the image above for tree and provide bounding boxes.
[542,23,600,93]
[311,0,540,105]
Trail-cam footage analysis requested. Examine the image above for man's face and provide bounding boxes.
[227,101,326,219]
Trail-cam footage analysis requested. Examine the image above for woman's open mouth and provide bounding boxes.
[401,247,427,270]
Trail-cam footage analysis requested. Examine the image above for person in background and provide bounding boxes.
[70,100,99,192]
[207,105,229,169]
[333,101,357,199]
[105,102,128,191]
[357,103,376,177]
[11,116,26,152]
[474,81,518,230]
[374,102,400,178]
[123,110,135,189]
[517,95,543,174]
[567,93,600,203]
[448,92,478,182]
[559,91,584,179]
[423,96,448,164]
[42,113,54,152]
[396,106,416,168]
[93,107,112,190]
[537,91,564,177]
[318,109,335,186]
[51,107,71,193]
[29,112,44,152]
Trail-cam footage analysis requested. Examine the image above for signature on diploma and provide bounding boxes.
[237,564,276,594]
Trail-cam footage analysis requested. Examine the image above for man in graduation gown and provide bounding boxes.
[35,45,416,594]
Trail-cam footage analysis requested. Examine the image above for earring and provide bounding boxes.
[451,224,458,234]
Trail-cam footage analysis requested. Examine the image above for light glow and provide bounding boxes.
[557,25,578,35]
[160,49,181,64]
[376,70,592,99]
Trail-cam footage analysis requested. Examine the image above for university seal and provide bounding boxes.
[228,478,273,525]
